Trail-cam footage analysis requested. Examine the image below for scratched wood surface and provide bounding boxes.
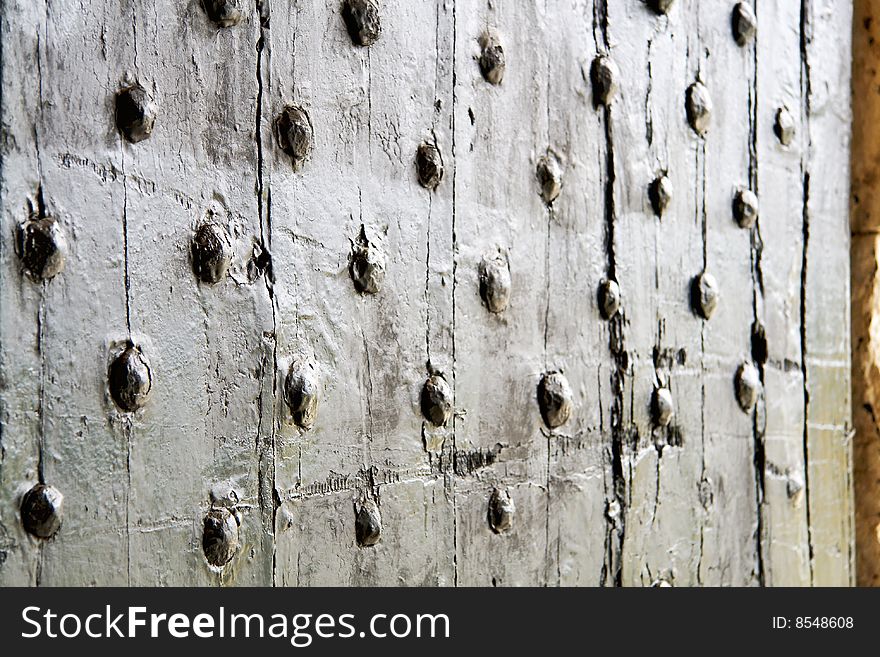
[0,0,853,586]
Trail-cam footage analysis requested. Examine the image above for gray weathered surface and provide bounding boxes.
[0,0,853,586]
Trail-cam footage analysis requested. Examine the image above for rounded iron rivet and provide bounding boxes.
[652,387,675,427]
[479,252,511,314]
[751,321,768,365]
[115,84,156,144]
[733,188,759,228]
[598,279,621,320]
[274,105,313,171]
[647,0,675,15]
[774,107,795,146]
[202,0,242,27]
[536,151,563,205]
[284,361,320,429]
[691,271,719,320]
[421,374,452,426]
[355,498,382,547]
[538,371,573,429]
[649,174,673,217]
[734,361,760,412]
[488,487,515,534]
[349,226,386,295]
[685,82,712,136]
[109,344,153,412]
[478,31,505,85]
[590,55,619,107]
[20,483,63,539]
[191,223,233,284]
[342,0,381,47]
[787,472,805,504]
[202,507,239,567]
[731,2,757,46]
[416,141,444,189]
[16,216,67,281]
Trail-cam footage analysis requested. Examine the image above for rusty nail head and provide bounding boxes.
[774,107,795,146]
[16,216,67,281]
[691,271,719,320]
[733,188,759,228]
[734,361,760,412]
[488,487,515,534]
[421,374,452,426]
[349,225,386,295]
[355,498,382,547]
[649,174,673,217]
[416,141,444,190]
[479,31,505,85]
[590,55,619,107]
[202,0,242,27]
[538,371,573,429]
[203,506,240,567]
[20,483,63,539]
[648,0,675,15]
[116,84,156,144]
[192,223,233,284]
[536,151,563,205]
[479,252,511,314]
[274,105,313,170]
[686,82,712,136]
[109,344,153,412]
[342,0,381,46]
[652,387,675,427]
[731,2,757,46]
[284,361,320,429]
[598,279,621,320]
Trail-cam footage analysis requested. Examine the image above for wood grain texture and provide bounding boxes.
[0,0,853,586]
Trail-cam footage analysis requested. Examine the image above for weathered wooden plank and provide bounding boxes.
[544,0,610,587]
[755,0,811,586]
[695,0,760,586]
[451,0,552,586]
[610,0,705,587]
[269,0,455,585]
[804,0,854,586]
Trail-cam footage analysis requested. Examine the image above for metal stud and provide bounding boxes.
[651,387,675,427]
[191,223,233,284]
[421,374,452,426]
[16,216,67,281]
[598,279,621,320]
[691,271,719,320]
[274,105,313,171]
[538,371,573,429]
[355,498,382,547]
[416,141,444,189]
[201,0,242,27]
[590,55,619,107]
[734,361,760,412]
[479,31,505,85]
[349,226,386,295]
[109,344,153,412]
[479,252,511,314]
[774,107,795,146]
[342,0,382,47]
[20,483,63,539]
[649,174,673,217]
[536,151,563,205]
[202,507,240,568]
[685,82,712,136]
[488,487,515,534]
[284,361,320,429]
[647,0,675,15]
[733,188,759,229]
[731,2,757,46]
[115,84,156,144]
